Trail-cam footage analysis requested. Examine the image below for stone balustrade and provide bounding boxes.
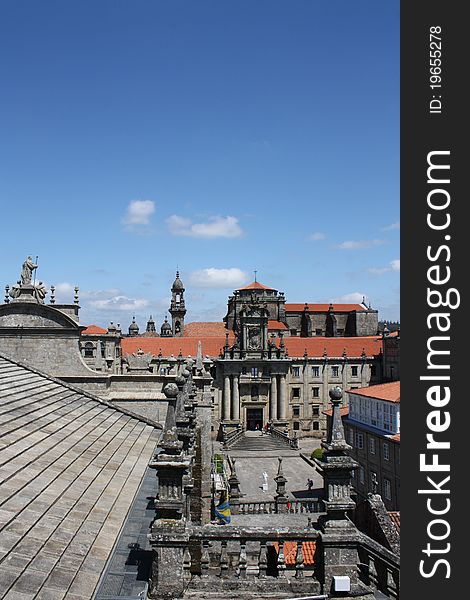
[357,533,400,599]
[270,426,299,449]
[232,498,323,515]
[223,423,245,449]
[182,525,321,593]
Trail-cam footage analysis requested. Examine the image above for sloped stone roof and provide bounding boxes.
[0,352,160,600]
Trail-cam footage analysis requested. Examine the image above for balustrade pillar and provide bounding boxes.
[270,375,278,421]
[232,375,240,421]
[278,374,287,420]
[223,375,231,421]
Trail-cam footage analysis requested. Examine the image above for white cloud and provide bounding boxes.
[167,215,242,238]
[331,292,368,304]
[308,232,326,241]
[336,239,386,250]
[368,259,400,275]
[90,295,150,311]
[122,200,155,228]
[383,221,400,231]
[188,267,248,288]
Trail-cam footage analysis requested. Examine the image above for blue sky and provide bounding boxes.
[0,0,399,329]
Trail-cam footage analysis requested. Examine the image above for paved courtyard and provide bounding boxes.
[220,434,324,501]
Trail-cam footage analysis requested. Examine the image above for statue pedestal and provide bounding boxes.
[10,285,38,303]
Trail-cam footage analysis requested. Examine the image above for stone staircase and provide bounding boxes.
[229,432,295,452]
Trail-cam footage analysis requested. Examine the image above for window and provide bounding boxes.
[292,387,301,399]
[293,421,300,430]
[371,365,376,377]
[331,366,339,377]
[251,385,259,399]
[315,328,322,335]
[312,366,320,378]
[356,433,364,450]
[312,405,320,417]
[347,428,354,445]
[312,387,320,398]
[251,367,259,377]
[84,342,94,358]
[337,328,344,335]
[359,466,365,484]
[312,421,320,431]
[369,437,376,454]
[383,443,390,461]
[292,366,300,377]
[384,478,392,500]
[293,406,300,417]
[290,329,297,336]
[351,365,358,377]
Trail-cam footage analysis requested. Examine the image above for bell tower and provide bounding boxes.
[169,271,186,337]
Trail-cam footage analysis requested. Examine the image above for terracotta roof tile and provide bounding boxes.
[323,406,350,417]
[285,303,366,312]
[122,334,382,359]
[281,336,383,358]
[268,320,288,330]
[347,381,400,403]
[184,322,230,337]
[388,511,400,533]
[273,541,316,565]
[238,281,276,291]
[81,324,108,335]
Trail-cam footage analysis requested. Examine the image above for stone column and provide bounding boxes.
[223,375,231,421]
[278,374,288,420]
[270,375,278,421]
[231,375,240,421]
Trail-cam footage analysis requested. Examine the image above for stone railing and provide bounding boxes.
[271,427,299,449]
[233,498,323,515]
[222,423,245,449]
[357,533,400,599]
[150,524,400,598]
[235,500,276,514]
[180,525,323,597]
[287,498,324,514]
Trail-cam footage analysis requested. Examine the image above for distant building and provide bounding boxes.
[326,381,400,510]
[1,263,389,438]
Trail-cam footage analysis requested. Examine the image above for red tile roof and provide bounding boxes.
[268,320,288,330]
[388,511,400,533]
[285,303,366,312]
[323,406,350,417]
[81,325,108,335]
[347,381,400,403]
[238,281,276,291]
[184,322,230,337]
[390,433,400,442]
[281,336,383,358]
[121,333,382,359]
[273,541,316,566]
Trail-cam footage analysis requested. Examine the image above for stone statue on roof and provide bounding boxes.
[21,256,38,286]
[33,281,47,304]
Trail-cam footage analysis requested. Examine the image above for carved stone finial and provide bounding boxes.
[50,285,55,304]
[74,286,79,305]
[4,285,10,304]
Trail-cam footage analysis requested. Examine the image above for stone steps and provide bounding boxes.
[229,434,294,452]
